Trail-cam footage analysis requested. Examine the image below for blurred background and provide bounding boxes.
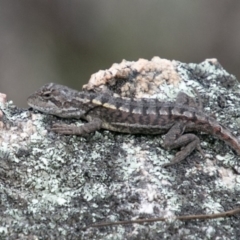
[0,1,240,107]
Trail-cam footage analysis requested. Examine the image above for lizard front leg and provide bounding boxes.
[162,122,205,167]
[51,119,102,135]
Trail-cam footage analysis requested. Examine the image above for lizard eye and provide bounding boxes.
[42,91,52,98]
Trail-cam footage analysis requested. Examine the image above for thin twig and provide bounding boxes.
[89,207,240,228]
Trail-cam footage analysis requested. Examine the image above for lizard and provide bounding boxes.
[27,82,240,167]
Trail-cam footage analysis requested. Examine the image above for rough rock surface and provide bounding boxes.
[1,57,240,239]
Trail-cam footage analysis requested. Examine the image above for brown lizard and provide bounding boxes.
[27,83,240,167]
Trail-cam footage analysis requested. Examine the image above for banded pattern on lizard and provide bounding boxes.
[27,83,240,167]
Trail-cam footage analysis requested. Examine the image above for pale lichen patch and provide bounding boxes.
[83,57,181,99]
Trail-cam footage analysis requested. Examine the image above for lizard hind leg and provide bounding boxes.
[162,122,205,167]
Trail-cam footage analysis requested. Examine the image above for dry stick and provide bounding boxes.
[89,207,240,228]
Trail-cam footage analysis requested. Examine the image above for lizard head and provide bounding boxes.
[27,83,87,118]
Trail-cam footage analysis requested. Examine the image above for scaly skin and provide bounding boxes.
[27,83,240,166]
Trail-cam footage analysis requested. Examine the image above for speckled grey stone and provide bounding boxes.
[0,58,240,239]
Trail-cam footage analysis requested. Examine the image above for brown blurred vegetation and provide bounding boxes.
[0,1,240,106]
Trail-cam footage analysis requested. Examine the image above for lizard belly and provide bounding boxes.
[101,121,174,134]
